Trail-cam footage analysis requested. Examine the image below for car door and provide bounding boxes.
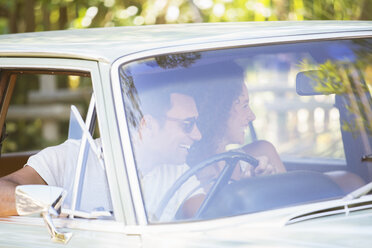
[0,57,141,247]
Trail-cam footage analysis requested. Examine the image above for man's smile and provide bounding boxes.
[179,144,191,150]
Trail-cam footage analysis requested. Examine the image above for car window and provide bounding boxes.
[2,72,91,151]
[119,38,372,223]
[0,71,91,176]
[0,69,112,217]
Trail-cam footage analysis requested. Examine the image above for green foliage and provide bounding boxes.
[0,0,370,34]
[299,52,372,137]
[0,0,370,154]
[1,73,91,154]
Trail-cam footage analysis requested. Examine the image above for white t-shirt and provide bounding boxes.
[142,163,203,222]
[26,139,112,212]
[27,139,202,221]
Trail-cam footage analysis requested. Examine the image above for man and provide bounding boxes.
[133,93,201,176]
[134,92,203,221]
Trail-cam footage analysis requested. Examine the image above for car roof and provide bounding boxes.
[0,21,371,64]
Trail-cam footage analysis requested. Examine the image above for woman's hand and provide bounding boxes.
[254,156,277,176]
[233,155,276,179]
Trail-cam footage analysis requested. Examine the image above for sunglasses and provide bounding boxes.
[166,116,198,133]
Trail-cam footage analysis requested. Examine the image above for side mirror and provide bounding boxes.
[15,185,72,244]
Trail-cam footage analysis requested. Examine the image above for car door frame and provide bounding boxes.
[0,57,140,246]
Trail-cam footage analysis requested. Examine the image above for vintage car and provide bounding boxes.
[0,21,371,247]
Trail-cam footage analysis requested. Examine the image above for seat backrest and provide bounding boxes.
[325,170,365,194]
[0,151,37,177]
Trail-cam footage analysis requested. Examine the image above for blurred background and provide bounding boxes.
[0,0,371,159]
[0,0,371,34]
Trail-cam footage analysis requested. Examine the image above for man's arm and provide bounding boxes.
[0,166,46,216]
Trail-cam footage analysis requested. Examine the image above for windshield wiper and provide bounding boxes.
[342,155,372,200]
[343,181,372,201]
[362,154,372,162]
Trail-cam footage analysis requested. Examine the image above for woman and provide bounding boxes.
[187,62,286,189]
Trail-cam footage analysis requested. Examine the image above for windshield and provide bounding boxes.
[119,39,372,223]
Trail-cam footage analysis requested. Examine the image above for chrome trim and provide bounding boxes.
[42,211,73,244]
[110,31,372,225]
[0,52,109,63]
[111,31,372,68]
[0,58,99,71]
[70,125,88,218]
[0,215,140,234]
[15,185,72,244]
[85,95,97,134]
[62,208,111,219]
[15,185,66,216]
[70,96,96,217]
[286,195,372,225]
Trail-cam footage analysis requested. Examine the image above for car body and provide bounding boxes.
[0,21,371,247]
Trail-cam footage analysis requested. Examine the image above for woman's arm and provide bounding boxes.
[240,140,286,174]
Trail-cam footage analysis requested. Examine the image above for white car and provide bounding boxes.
[0,21,372,247]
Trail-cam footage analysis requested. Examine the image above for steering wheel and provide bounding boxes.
[154,150,259,220]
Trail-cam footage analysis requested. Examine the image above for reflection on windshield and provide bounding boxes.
[120,53,202,131]
[120,39,372,223]
[299,40,372,164]
[300,59,372,139]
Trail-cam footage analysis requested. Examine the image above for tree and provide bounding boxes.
[0,0,371,34]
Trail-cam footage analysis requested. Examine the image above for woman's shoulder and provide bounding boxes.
[243,140,275,149]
